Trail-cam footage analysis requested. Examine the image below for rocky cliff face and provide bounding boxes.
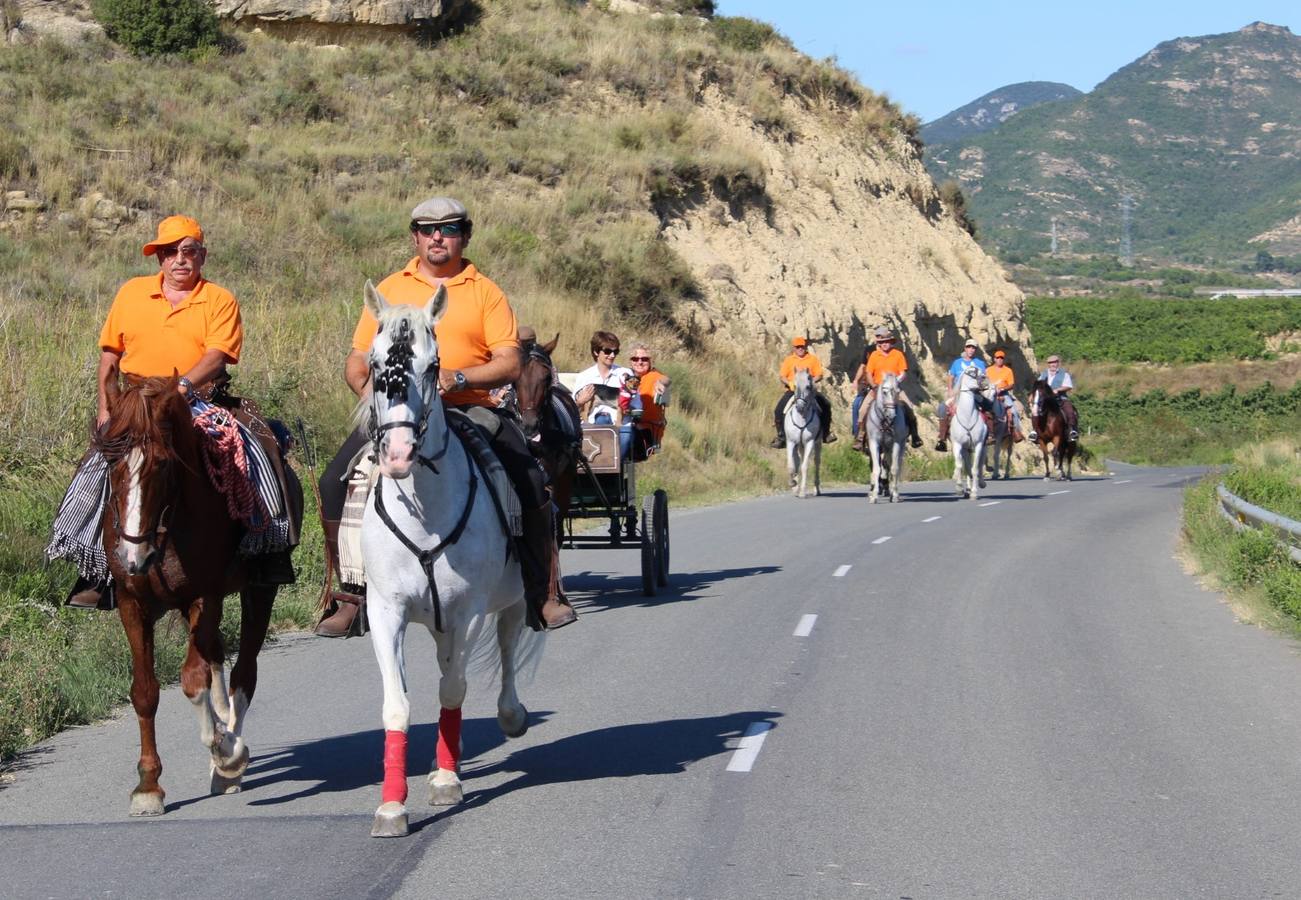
[212,0,456,34]
[659,86,1033,406]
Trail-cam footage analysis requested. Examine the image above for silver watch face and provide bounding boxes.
[455,372,467,389]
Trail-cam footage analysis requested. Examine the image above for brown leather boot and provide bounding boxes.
[521,502,576,631]
[314,518,366,638]
[65,576,110,610]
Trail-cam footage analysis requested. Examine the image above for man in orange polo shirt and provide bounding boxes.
[770,336,835,448]
[986,349,1024,441]
[315,197,576,637]
[857,326,923,450]
[49,215,293,608]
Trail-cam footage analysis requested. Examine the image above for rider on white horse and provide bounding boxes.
[771,336,836,448]
[853,326,922,451]
[987,349,1024,442]
[315,196,577,636]
[935,339,989,452]
[1028,354,1080,443]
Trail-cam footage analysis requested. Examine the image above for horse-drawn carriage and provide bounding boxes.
[556,376,671,597]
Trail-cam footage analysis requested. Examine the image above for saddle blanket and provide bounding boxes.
[337,412,523,588]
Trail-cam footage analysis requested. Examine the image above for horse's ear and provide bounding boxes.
[424,284,448,328]
[363,280,388,321]
[541,333,560,355]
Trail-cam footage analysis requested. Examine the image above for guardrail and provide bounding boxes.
[1216,483,1301,564]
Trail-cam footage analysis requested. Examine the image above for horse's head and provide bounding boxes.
[515,334,559,442]
[365,280,445,479]
[877,373,900,411]
[793,368,815,409]
[1028,377,1055,421]
[97,375,189,576]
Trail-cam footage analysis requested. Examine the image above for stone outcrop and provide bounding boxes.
[661,87,1034,412]
[212,0,455,34]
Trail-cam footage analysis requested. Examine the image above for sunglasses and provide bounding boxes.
[158,244,202,261]
[629,355,651,362]
[994,355,1006,360]
[598,347,619,355]
[411,221,465,238]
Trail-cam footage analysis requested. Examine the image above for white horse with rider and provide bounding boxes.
[864,372,905,503]
[785,368,821,498]
[360,282,541,838]
[949,366,993,499]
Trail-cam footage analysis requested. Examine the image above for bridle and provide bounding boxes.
[368,318,450,472]
[953,368,987,435]
[516,346,554,440]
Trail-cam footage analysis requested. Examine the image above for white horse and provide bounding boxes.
[785,368,821,498]
[865,373,905,503]
[360,281,541,839]
[949,367,991,500]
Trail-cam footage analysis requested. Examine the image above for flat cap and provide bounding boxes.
[410,197,469,224]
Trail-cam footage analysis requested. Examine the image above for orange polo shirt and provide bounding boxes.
[98,274,242,377]
[988,364,1015,392]
[780,352,824,386]
[866,348,907,385]
[352,258,519,408]
[636,369,669,441]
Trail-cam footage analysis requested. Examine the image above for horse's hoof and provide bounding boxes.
[428,770,463,806]
[499,704,529,739]
[210,766,242,795]
[371,801,409,838]
[213,740,250,779]
[978,479,987,489]
[129,790,165,817]
[869,494,878,504]
[890,494,900,503]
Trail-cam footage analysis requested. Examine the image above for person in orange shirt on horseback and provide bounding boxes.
[854,326,923,451]
[986,349,1025,442]
[771,336,835,448]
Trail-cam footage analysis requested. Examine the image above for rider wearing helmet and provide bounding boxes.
[1028,354,1079,443]
[934,338,987,452]
[854,326,923,450]
[771,336,835,448]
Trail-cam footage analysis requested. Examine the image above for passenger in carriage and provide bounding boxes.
[1028,354,1080,443]
[47,215,297,609]
[627,342,672,459]
[770,336,836,449]
[573,330,639,459]
[314,196,576,637]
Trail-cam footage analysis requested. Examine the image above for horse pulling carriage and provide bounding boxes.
[554,380,671,597]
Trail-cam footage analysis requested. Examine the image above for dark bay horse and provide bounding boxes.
[97,375,290,815]
[1028,377,1076,481]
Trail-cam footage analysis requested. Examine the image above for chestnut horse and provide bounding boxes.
[97,375,291,816]
[514,334,581,527]
[1028,377,1076,481]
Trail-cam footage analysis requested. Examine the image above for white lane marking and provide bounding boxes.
[1049,490,1071,496]
[979,501,1000,507]
[726,722,774,772]
[1114,479,1133,484]
[833,565,852,578]
[922,516,941,523]
[872,536,892,545]
[794,614,817,637]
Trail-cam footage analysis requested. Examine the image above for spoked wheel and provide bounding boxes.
[653,489,669,587]
[640,495,657,597]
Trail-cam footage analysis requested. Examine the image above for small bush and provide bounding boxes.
[92,0,222,57]
[711,16,776,52]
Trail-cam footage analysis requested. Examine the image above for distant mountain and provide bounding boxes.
[925,23,1301,265]
[921,82,1082,146]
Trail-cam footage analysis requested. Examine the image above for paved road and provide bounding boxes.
[6,464,1301,899]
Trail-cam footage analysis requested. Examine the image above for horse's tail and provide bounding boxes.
[467,612,547,686]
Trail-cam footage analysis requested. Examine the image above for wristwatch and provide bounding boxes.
[452,371,468,391]
[177,376,193,394]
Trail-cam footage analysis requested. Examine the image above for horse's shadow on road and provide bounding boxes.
[235,709,781,829]
[562,566,781,613]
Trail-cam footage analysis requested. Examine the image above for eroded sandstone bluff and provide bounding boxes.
[660,86,1033,407]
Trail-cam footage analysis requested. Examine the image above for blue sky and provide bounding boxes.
[713,2,1300,123]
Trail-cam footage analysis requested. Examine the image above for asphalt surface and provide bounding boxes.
[6,463,1301,899]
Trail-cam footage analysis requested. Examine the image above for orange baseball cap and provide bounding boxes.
[142,215,204,257]
[792,336,808,347]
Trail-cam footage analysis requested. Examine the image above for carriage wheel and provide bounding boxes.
[653,489,670,587]
[640,495,657,597]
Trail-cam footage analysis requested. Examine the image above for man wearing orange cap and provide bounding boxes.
[770,336,835,448]
[313,197,576,637]
[49,215,296,608]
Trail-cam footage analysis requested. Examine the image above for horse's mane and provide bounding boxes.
[95,377,188,463]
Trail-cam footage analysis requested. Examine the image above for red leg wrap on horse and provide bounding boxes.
[382,729,408,804]
[436,707,462,772]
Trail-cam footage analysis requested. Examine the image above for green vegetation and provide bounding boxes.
[92,0,222,57]
[0,1,923,763]
[1025,296,1301,363]
[1183,439,1301,626]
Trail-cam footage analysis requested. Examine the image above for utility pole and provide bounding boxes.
[1050,216,1058,257]
[1120,194,1134,267]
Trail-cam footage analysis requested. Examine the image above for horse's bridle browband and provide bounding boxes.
[369,320,451,471]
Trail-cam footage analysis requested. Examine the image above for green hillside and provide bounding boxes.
[920,81,1081,146]
[926,22,1301,266]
